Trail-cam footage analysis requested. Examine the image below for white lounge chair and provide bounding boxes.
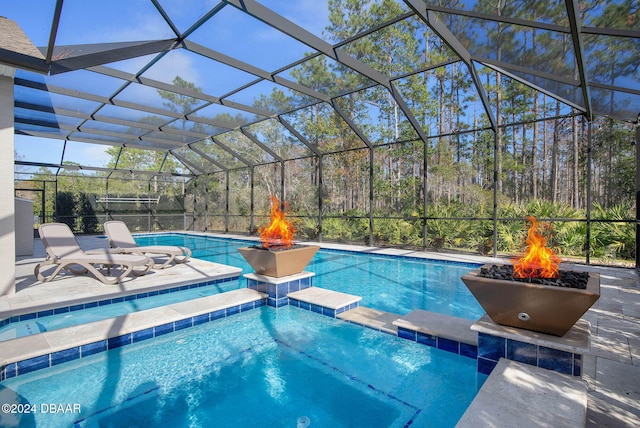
[103,221,192,269]
[35,223,153,285]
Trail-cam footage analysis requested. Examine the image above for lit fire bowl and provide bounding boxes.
[238,244,320,278]
[462,264,600,337]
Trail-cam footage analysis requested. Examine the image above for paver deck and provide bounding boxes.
[6,237,241,318]
[457,358,588,428]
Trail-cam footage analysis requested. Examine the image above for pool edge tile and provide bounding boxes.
[51,347,80,366]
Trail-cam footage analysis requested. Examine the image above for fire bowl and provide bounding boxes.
[461,264,600,336]
[238,244,320,278]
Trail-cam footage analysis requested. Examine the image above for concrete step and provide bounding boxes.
[457,358,587,428]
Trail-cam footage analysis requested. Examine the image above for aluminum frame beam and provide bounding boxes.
[169,150,207,175]
[404,0,497,131]
[49,40,179,75]
[15,160,190,178]
[225,0,433,150]
[565,0,592,119]
[184,41,330,104]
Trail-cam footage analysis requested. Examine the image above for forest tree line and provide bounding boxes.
[15,0,638,263]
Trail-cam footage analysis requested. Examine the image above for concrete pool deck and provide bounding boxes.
[5,232,640,427]
[5,235,242,318]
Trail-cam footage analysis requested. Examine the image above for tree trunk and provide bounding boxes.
[542,96,548,198]
[550,101,561,204]
[572,114,580,209]
[496,73,503,195]
[532,96,538,199]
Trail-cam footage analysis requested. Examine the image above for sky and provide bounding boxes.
[4,0,331,172]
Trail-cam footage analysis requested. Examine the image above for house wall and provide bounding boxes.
[0,72,16,296]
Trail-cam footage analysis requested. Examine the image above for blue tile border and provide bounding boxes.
[132,328,154,343]
[16,355,50,375]
[478,333,506,361]
[175,318,192,331]
[193,313,209,326]
[437,337,460,353]
[246,276,313,305]
[573,355,582,377]
[80,340,107,357]
[538,346,574,374]
[398,326,416,341]
[396,326,479,361]
[460,342,478,359]
[250,273,359,318]
[477,357,498,375]
[51,348,80,366]
[0,275,240,330]
[0,297,267,380]
[477,332,584,376]
[210,309,226,320]
[108,334,132,349]
[267,297,290,307]
[417,331,437,347]
[226,306,241,316]
[153,323,174,337]
[507,339,537,366]
[288,298,358,319]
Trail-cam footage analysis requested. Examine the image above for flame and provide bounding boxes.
[259,195,296,249]
[512,216,561,279]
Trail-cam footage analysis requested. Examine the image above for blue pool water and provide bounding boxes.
[0,234,484,341]
[0,306,485,427]
[137,234,484,318]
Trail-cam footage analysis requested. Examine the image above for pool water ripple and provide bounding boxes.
[2,307,483,428]
[137,234,485,319]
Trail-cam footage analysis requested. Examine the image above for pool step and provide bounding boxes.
[393,310,478,346]
[393,310,478,358]
[0,321,46,342]
[287,287,361,318]
[337,306,399,335]
[456,358,587,428]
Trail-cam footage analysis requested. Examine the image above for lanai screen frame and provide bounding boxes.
[5,0,640,266]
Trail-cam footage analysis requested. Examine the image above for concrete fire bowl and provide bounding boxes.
[238,245,320,278]
[461,264,600,336]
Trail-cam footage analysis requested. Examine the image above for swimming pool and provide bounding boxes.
[0,306,485,427]
[1,234,483,341]
[137,234,484,319]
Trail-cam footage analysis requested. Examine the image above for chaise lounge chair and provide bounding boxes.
[35,223,153,285]
[103,221,192,269]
